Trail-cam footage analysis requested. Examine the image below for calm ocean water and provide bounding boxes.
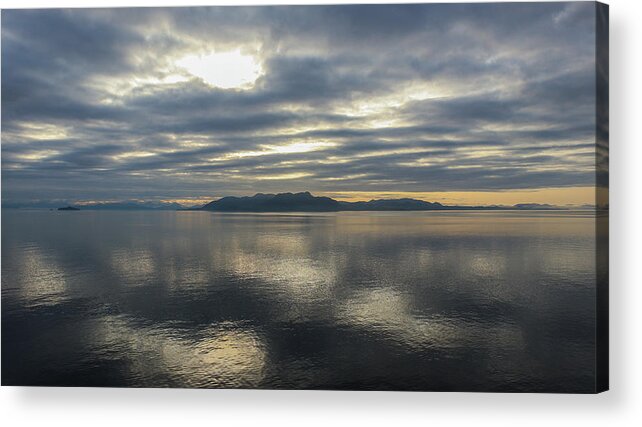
[1,210,597,391]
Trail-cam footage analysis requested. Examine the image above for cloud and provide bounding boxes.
[1,3,599,205]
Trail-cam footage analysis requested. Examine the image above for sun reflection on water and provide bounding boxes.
[94,316,266,388]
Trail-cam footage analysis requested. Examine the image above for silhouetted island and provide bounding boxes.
[198,192,564,212]
[58,206,80,211]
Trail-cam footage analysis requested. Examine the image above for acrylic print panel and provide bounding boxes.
[0,2,608,393]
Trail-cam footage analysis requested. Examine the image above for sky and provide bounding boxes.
[1,3,601,207]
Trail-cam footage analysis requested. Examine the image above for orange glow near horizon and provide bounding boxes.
[133,186,596,208]
[318,186,596,207]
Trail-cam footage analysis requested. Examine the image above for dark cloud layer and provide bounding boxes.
[1,3,599,205]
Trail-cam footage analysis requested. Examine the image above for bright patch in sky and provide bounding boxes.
[225,141,336,160]
[265,141,335,155]
[176,50,262,89]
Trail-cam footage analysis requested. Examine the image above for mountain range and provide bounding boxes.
[199,192,563,212]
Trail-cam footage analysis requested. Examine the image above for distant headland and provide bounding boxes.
[195,192,563,212]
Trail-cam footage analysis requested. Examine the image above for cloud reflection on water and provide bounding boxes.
[2,210,597,391]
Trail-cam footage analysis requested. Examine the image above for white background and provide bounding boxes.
[0,0,640,426]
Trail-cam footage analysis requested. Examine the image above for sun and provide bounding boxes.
[176,50,263,90]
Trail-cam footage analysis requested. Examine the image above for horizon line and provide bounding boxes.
[1,189,601,210]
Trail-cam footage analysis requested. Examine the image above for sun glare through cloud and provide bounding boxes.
[176,50,263,89]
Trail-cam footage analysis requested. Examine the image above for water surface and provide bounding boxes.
[2,210,596,391]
